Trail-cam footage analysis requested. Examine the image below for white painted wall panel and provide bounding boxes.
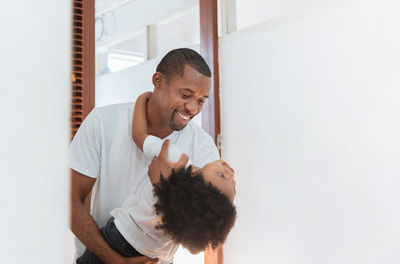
[96,58,159,107]
[236,0,327,30]
[0,1,71,263]
[220,0,400,263]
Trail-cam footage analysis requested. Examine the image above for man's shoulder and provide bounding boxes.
[185,121,206,135]
[93,102,134,120]
[84,103,135,138]
[95,102,134,113]
[178,121,219,166]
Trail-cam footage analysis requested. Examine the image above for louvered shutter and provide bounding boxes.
[71,0,95,139]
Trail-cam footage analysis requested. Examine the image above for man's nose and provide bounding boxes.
[184,99,199,115]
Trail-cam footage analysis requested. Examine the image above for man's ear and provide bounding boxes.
[152,72,165,90]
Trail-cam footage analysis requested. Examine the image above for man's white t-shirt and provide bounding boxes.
[69,103,219,262]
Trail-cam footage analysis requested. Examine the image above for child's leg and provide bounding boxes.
[76,248,103,264]
[76,217,144,264]
[102,217,144,257]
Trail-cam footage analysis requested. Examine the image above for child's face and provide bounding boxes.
[195,159,236,202]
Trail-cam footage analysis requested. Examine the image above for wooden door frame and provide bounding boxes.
[71,0,95,211]
[200,1,223,264]
[74,0,223,262]
[81,0,95,119]
[200,0,220,145]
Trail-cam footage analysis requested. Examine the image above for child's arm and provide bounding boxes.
[144,138,204,184]
[147,140,190,184]
[133,93,198,182]
[143,136,194,167]
[132,92,152,151]
[133,92,194,166]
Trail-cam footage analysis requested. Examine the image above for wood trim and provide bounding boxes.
[205,245,223,264]
[82,0,95,119]
[71,0,95,139]
[200,1,223,264]
[200,0,221,145]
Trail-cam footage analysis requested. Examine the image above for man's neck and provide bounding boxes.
[146,96,173,139]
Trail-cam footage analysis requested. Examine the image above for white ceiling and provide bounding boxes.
[95,0,198,54]
[95,0,135,16]
[95,0,197,16]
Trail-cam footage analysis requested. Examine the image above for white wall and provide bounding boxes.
[0,1,72,263]
[219,0,400,263]
[95,0,197,52]
[235,0,324,30]
[96,58,159,107]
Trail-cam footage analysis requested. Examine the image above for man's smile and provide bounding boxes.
[175,110,192,125]
[177,111,190,120]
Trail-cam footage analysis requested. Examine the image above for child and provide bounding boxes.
[77,93,237,264]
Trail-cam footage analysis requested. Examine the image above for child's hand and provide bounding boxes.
[136,91,152,106]
[148,140,189,184]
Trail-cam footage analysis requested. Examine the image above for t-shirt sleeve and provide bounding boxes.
[143,135,193,167]
[69,109,102,178]
[196,134,220,167]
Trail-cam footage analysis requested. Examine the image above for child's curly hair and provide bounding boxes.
[153,166,237,252]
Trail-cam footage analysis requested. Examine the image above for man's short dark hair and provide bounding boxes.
[153,166,237,252]
[156,48,212,81]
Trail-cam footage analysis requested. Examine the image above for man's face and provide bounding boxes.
[156,65,211,131]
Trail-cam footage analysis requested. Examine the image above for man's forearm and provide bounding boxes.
[71,197,122,264]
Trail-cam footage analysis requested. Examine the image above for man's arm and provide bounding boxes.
[70,169,158,264]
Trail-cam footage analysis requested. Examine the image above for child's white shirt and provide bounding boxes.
[111,135,196,264]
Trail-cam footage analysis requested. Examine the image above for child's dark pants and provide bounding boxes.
[76,217,144,264]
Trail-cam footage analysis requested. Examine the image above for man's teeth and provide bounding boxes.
[177,112,189,120]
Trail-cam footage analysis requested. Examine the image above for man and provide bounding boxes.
[70,48,220,264]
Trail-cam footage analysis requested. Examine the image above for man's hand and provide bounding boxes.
[148,140,189,184]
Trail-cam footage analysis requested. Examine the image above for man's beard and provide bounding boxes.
[168,109,191,131]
